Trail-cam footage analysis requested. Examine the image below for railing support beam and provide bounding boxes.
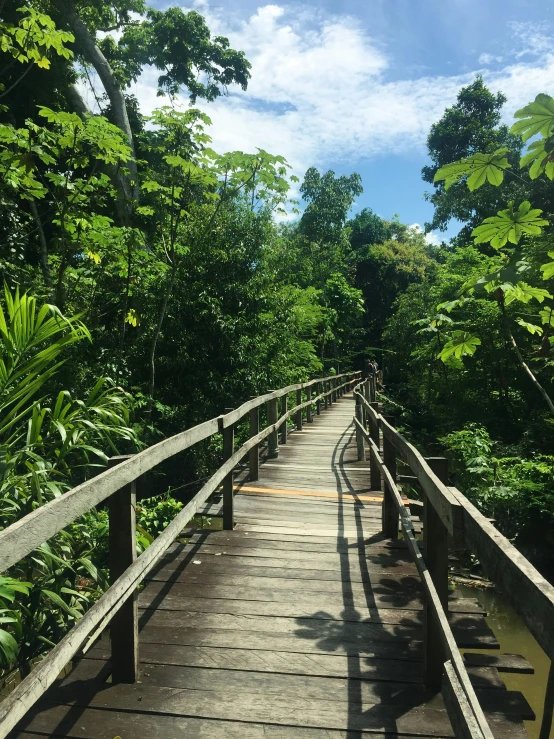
[355,395,365,462]
[108,456,138,684]
[306,386,313,423]
[424,456,449,690]
[248,399,259,481]
[382,415,398,539]
[296,389,303,430]
[222,410,235,530]
[368,401,381,491]
[280,394,288,444]
[268,396,279,458]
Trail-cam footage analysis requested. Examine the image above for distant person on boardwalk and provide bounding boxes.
[363,358,376,379]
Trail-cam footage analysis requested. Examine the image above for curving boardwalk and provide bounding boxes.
[13,393,531,738]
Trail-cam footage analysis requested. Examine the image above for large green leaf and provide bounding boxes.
[503,282,552,305]
[472,201,549,249]
[438,332,481,362]
[541,252,554,280]
[511,94,554,141]
[434,148,510,191]
[516,319,543,335]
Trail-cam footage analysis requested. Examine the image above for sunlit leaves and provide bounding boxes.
[511,94,554,141]
[125,309,139,327]
[541,253,554,281]
[0,6,74,72]
[503,281,552,305]
[434,148,510,191]
[472,201,548,249]
[438,331,481,362]
[516,318,543,335]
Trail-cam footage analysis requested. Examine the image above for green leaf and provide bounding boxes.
[541,252,554,280]
[41,589,82,619]
[539,307,554,327]
[504,282,552,305]
[511,94,554,142]
[0,628,18,665]
[438,332,481,362]
[472,201,549,249]
[516,318,543,335]
[434,148,510,191]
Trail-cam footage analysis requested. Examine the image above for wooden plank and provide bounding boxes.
[463,653,534,674]
[138,624,423,661]
[12,704,446,739]
[443,660,485,739]
[28,678,529,738]
[89,641,425,682]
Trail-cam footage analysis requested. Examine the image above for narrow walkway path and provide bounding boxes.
[14,394,529,738]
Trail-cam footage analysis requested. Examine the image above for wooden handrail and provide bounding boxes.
[353,414,493,739]
[0,370,361,736]
[354,375,554,738]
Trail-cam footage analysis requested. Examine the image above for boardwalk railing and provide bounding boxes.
[353,378,554,739]
[0,371,361,736]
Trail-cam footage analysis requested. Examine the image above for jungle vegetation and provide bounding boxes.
[0,2,552,677]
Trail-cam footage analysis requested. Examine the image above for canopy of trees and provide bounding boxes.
[0,1,553,680]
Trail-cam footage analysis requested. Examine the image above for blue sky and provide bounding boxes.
[137,0,554,242]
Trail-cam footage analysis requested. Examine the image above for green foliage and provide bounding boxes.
[434,148,510,191]
[438,331,481,361]
[471,201,549,248]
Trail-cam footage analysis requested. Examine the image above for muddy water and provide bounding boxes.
[457,584,552,739]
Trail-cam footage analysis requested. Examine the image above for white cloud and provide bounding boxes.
[479,53,503,65]
[130,5,554,181]
[410,224,443,246]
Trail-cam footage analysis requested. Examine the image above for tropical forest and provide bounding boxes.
[0,0,553,705]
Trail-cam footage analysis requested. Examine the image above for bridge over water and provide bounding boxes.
[0,374,553,739]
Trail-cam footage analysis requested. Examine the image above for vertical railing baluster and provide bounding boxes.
[316,381,321,416]
[221,409,235,530]
[355,393,365,462]
[424,456,449,690]
[108,456,138,684]
[368,401,381,492]
[306,385,313,423]
[249,398,259,481]
[296,389,303,430]
[280,393,288,444]
[267,396,279,458]
[382,415,398,539]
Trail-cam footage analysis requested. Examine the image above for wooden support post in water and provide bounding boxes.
[306,385,313,422]
[539,660,554,739]
[355,394,365,461]
[316,382,321,415]
[249,398,259,481]
[369,401,381,491]
[296,389,303,430]
[280,394,288,444]
[222,410,235,530]
[268,396,279,459]
[108,456,138,684]
[382,415,398,539]
[424,456,449,691]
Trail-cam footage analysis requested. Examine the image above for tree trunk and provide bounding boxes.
[52,0,139,209]
[507,328,554,416]
[147,265,177,415]
[28,199,53,297]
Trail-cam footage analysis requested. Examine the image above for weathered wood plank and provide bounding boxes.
[463,653,534,674]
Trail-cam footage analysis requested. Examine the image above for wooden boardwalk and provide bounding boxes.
[13,393,532,738]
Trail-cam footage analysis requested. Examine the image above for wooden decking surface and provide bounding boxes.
[12,394,531,738]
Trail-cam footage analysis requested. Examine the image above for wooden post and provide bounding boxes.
[355,395,365,461]
[424,456,449,691]
[369,401,381,491]
[539,660,554,739]
[222,410,235,530]
[324,380,328,409]
[267,396,279,458]
[108,456,138,684]
[382,415,398,539]
[249,399,259,481]
[306,385,313,422]
[280,393,288,444]
[369,374,376,402]
[316,382,321,416]
[296,389,303,430]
